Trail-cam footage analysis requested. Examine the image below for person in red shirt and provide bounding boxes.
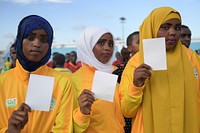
[112,51,122,66]
[64,52,71,68]
[66,51,81,73]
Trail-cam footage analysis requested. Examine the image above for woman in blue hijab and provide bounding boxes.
[0,15,74,132]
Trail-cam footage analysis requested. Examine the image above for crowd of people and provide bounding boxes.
[47,51,81,73]
[0,6,200,133]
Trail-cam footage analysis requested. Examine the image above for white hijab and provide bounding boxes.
[77,27,114,73]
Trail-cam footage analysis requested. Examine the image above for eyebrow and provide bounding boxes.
[162,23,181,26]
[99,38,113,42]
[181,33,191,36]
[41,34,48,37]
[98,38,106,41]
[30,32,48,37]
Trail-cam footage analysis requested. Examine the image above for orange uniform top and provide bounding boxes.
[0,60,74,133]
[71,64,125,133]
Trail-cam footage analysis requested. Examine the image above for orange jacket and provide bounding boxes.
[0,60,74,133]
[71,64,125,133]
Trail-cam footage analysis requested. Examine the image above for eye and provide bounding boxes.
[181,34,186,38]
[40,36,48,43]
[108,41,114,47]
[97,40,105,46]
[26,34,35,41]
[175,25,181,31]
[162,26,169,30]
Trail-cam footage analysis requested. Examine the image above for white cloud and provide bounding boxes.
[45,0,72,3]
[1,0,72,4]
[1,0,39,4]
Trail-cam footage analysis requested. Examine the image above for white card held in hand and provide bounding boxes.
[25,74,55,111]
[92,70,118,102]
[143,37,167,70]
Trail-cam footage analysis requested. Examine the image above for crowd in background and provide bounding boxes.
[0,21,198,74]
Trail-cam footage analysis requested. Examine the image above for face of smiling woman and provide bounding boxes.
[22,29,49,62]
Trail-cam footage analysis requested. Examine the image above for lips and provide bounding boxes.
[30,49,41,55]
[167,39,176,44]
[183,41,189,45]
[101,53,111,58]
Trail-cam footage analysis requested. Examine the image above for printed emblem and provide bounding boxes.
[194,67,198,78]
[6,98,17,108]
[50,97,56,110]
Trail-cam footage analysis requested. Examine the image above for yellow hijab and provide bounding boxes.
[139,6,200,133]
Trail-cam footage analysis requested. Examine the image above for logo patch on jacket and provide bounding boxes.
[6,98,17,108]
[50,97,56,110]
[194,67,198,78]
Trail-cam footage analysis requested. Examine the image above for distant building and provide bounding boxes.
[190,38,200,55]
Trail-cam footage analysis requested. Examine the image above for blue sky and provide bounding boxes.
[0,0,200,51]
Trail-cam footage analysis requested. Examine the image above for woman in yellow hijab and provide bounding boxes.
[119,6,200,133]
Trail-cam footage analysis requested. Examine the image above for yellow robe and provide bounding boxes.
[71,64,125,133]
[120,6,200,133]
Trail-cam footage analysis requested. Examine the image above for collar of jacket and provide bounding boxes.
[13,60,49,84]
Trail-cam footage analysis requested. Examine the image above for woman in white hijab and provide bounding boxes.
[71,27,125,133]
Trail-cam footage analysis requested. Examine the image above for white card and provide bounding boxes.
[25,74,55,111]
[143,37,167,70]
[92,70,118,102]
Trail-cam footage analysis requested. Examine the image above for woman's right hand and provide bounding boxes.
[133,64,152,87]
[78,89,95,115]
[6,103,31,133]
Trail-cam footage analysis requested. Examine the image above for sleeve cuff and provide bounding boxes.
[73,108,91,125]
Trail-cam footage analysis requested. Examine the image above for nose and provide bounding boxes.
[104,43,111,51]
[169,28,176,36]
[33,39,41,47]
[185,35,191,41]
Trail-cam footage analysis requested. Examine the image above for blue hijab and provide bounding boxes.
[16,15,53,72]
